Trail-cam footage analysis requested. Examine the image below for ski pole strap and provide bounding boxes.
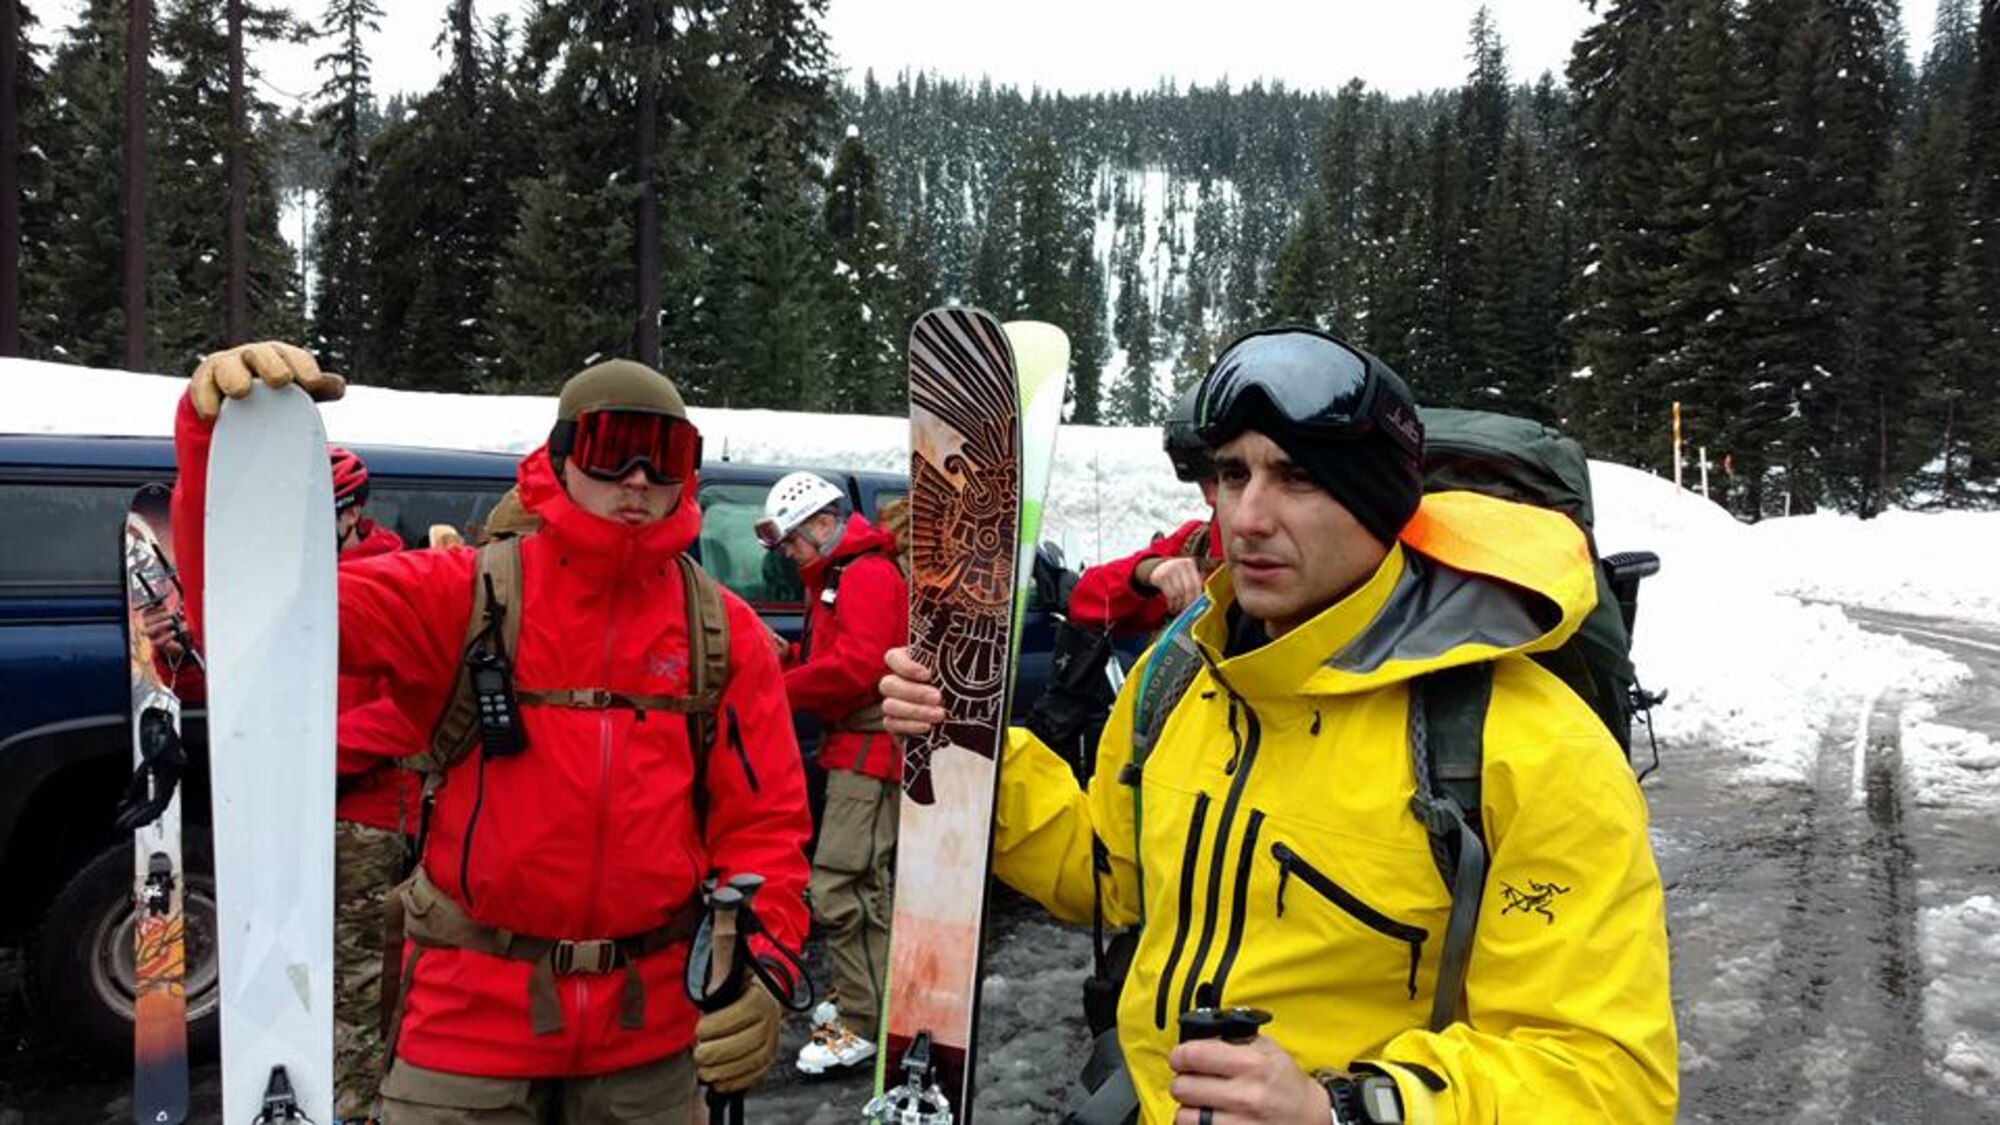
[395,866,702,1036]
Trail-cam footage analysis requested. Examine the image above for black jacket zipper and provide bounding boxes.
[725,705,758,791]
[1176,692,1264,1021]
[1204,808,1266,1005]
[1153,792,1211,1030]
[1271,840,1429,999]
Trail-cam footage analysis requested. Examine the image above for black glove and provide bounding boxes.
[114,707,186,831]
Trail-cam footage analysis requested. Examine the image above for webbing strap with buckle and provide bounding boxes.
[393,868,701,1041]
[516,687,717,714]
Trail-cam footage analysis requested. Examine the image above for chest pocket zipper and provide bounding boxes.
[1271,840,1428,1000]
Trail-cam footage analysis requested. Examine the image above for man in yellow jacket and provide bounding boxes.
[881,327,1676,1124]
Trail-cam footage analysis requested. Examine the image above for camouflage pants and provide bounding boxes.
[335,821,410,1121]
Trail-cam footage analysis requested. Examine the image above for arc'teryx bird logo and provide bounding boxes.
[1499,880,1572,924]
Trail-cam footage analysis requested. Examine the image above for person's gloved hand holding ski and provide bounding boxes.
[188,340,346,421]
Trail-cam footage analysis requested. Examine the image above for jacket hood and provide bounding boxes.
[1191,489,1598,700]
[513,443,700,561]
[341,518,403,560]
[799,512,895,582]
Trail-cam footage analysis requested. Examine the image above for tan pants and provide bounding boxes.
[808,768,898,1039]
[379,1053,696,1125]
[335,821,410,1120]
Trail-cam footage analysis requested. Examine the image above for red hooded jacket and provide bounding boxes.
[785,514,908,782]
[1066,515,1221,638]
[171,394,812,1077]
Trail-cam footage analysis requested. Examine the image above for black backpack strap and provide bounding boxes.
[1407,662,1492,1032]
[1063,1026,1140,1124]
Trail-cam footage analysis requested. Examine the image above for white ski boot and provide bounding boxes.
[796,1000,878,1076]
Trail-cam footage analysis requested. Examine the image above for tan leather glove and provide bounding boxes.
[189,341,346,421]
[692,979,782,1093]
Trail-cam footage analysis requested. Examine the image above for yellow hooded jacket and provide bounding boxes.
[993,491,1677,1123]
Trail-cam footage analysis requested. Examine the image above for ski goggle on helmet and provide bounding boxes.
[1193,326,1422,459]
[548,359,701,485]
[756,472,844,549]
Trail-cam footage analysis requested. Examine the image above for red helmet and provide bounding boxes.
[329,445,369,512]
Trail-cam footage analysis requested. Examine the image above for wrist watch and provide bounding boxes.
[1322,1073,1404,1124]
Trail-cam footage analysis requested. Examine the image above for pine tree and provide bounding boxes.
[1921,0,1979,106]
[306,0,382,377]
[34,0,132,365]
[1110,217,1158,423]
[1459,5,1512,206]
[1734,0,1899,513]
[1567,0,1677,469]
[1970,0,2000,317]
[151,0,303,370]
[5,1,59,357]
[1265,193,1336,328]
[702,0,837,406]
[1947,0,2000,498]
[1066,240,1109,424]
[377,0,531,389]
[1646,0,1761,510]
[821,128,904,413]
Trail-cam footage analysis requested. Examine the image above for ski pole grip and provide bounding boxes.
[706,885,744,1001]
[1178,1005,1271,1044]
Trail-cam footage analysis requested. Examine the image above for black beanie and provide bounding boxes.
[1200,328,1426,546]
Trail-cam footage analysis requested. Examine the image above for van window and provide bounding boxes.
[366,482,510,549]
[699,481,803,607]
[0,480,151,588]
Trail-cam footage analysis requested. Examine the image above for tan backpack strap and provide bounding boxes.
[408,537,525,777]
[677,554,730,709]
[675,554,730,756]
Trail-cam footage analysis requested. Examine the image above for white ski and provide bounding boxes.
[205,385,337,1124]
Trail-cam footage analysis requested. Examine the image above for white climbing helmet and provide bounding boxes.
[758,471,843,549]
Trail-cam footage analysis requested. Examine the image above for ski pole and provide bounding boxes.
[705,883,747,1125]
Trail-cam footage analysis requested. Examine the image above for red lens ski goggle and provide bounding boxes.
[554,410,701,485]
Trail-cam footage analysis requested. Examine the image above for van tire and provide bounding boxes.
[27,833,219,1064]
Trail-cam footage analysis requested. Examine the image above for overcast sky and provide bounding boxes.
[43,0,1942,106]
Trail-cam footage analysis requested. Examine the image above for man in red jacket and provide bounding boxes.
[756,472,908,1076]
[173,342,812,1125]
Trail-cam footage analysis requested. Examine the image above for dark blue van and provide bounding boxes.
[0,432,1066,1062]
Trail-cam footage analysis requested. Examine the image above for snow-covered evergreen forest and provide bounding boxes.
[6,0,1999,518]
